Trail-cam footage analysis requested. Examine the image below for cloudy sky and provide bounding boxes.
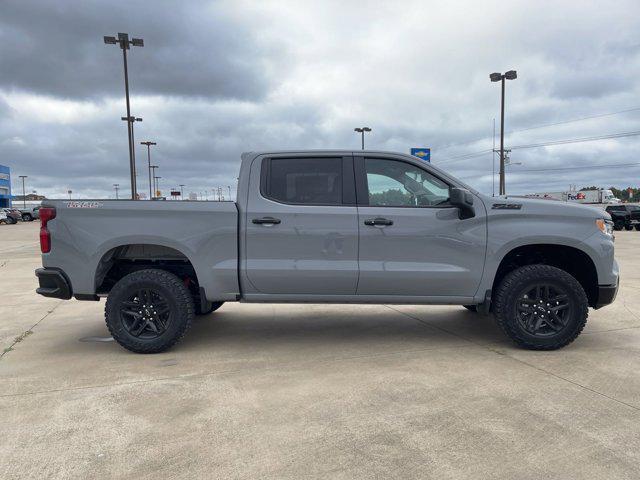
[1,0,639,199]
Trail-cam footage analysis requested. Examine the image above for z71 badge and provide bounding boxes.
[66,201,103,209]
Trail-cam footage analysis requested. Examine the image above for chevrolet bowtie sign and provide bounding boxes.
[410,148,430,162]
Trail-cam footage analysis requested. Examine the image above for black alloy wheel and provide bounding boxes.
[515,283,571,337]
[119,288,172,339]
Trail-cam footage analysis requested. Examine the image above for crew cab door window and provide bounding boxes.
[365,158,450,207]
[263,157,344,205]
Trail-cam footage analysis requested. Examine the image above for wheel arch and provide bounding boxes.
[490,243,599,307]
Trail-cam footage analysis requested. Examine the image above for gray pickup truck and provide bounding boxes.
[35,150,619,353]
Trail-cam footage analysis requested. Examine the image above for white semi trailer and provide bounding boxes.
[526,189,619,205]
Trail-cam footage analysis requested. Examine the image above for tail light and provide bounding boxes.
[39,207,56,253]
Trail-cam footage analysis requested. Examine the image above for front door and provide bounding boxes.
[355,156,487,297]
[244,155,359,295]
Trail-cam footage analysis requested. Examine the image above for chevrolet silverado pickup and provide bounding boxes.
[35,150,619,353]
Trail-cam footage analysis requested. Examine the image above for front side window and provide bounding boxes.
[265,157,343,205]
[365,158,450,207]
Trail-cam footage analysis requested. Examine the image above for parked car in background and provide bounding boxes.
[0,209,7,224]
[2,208,20,224]
[605,204,640,231]
[19,206,40,222]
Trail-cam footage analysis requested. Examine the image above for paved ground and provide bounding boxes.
[1,221,639,479]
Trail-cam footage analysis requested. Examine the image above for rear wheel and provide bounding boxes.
[22,213,32,222]
[494,265,588,350]
[635,225,640,231]
[625,225,634,231]
[105,269,194,353]
[613,220,624,231]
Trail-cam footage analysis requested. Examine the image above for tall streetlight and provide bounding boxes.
[104,33,144,200]
[113,183,120,199]
[121,116,142,197]
[140,141,157,200]
[18,175,27,208]
[150,166,158,197]
[490,70,517,195]
[227,185,232,200]
[179,184,185,200]
[354,127,372,150]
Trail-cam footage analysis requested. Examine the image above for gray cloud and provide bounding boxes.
[1,0,640,200]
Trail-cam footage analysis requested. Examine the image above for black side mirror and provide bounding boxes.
[450,188,475,219]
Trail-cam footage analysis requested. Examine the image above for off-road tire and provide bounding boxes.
[195,301,224,316]
[105,269,194,353]
[494,264,588,350]
[463,305,478,312]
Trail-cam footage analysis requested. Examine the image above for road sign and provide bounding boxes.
[410,148,430,162]
[170,190,180,197]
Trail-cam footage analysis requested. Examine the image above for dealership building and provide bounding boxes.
[0,164,11,208]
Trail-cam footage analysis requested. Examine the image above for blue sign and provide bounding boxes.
[410,148,430,162]
[0,164,11,208]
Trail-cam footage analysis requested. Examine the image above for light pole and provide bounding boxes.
[179,184,185,200]
[18,175,27,208]
[121,116,142,197]
[113,183,120,199]
[104,33,144,200]
[354,127,371,150]
[490,70,517,195]
[227,185,232,200]
[150,166,158,197]
[140,141,157,200]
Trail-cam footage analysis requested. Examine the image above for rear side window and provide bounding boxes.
[263,158,343,205]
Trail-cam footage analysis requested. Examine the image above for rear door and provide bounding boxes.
[355,155,487,297]
[244,154,359,295]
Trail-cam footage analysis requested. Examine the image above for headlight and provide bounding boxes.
[596,218,614,236]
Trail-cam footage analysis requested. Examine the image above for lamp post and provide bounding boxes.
[490,70,517,195]
[140,141,157,200]
[227,185,232,200]
[354,127,372,150]
[179,184,185,200]
[104,33,144,200]
[150,166,158,197]
[18,175,27,208]
[121,116,142,197]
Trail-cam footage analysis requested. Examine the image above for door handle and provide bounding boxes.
[252,217,281,225]
[364,217,393,226]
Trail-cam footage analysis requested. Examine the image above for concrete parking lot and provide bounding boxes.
[1,221,640,479]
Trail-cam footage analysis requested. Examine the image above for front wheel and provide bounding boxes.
[625,225,634,231]
[635,225,640,231]
[22,214,32,222]
[105,269,195,353]
[493,265,588,350]
[613,220,624,231]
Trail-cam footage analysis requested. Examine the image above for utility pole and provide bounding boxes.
[18,175,27,208]
[140,141,157,200]
[228,185,232,200]
[490,70,517,195]
[113,183,120,199]
[104,33,144,200]
[354,127,372,150]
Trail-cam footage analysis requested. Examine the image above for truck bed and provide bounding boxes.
[41,199,239,300]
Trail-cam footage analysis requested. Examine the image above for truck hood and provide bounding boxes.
[486,195,611,220]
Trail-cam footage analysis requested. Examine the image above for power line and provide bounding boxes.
[458,161,640,180]
[432,105,640,152]
[438,129,640,165]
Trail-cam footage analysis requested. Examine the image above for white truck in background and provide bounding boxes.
[526,189,619,205]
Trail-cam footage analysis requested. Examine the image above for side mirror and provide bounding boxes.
[450,188,475,219]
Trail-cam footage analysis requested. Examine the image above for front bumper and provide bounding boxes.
[595,281,618,309]
[35,268,72,299]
